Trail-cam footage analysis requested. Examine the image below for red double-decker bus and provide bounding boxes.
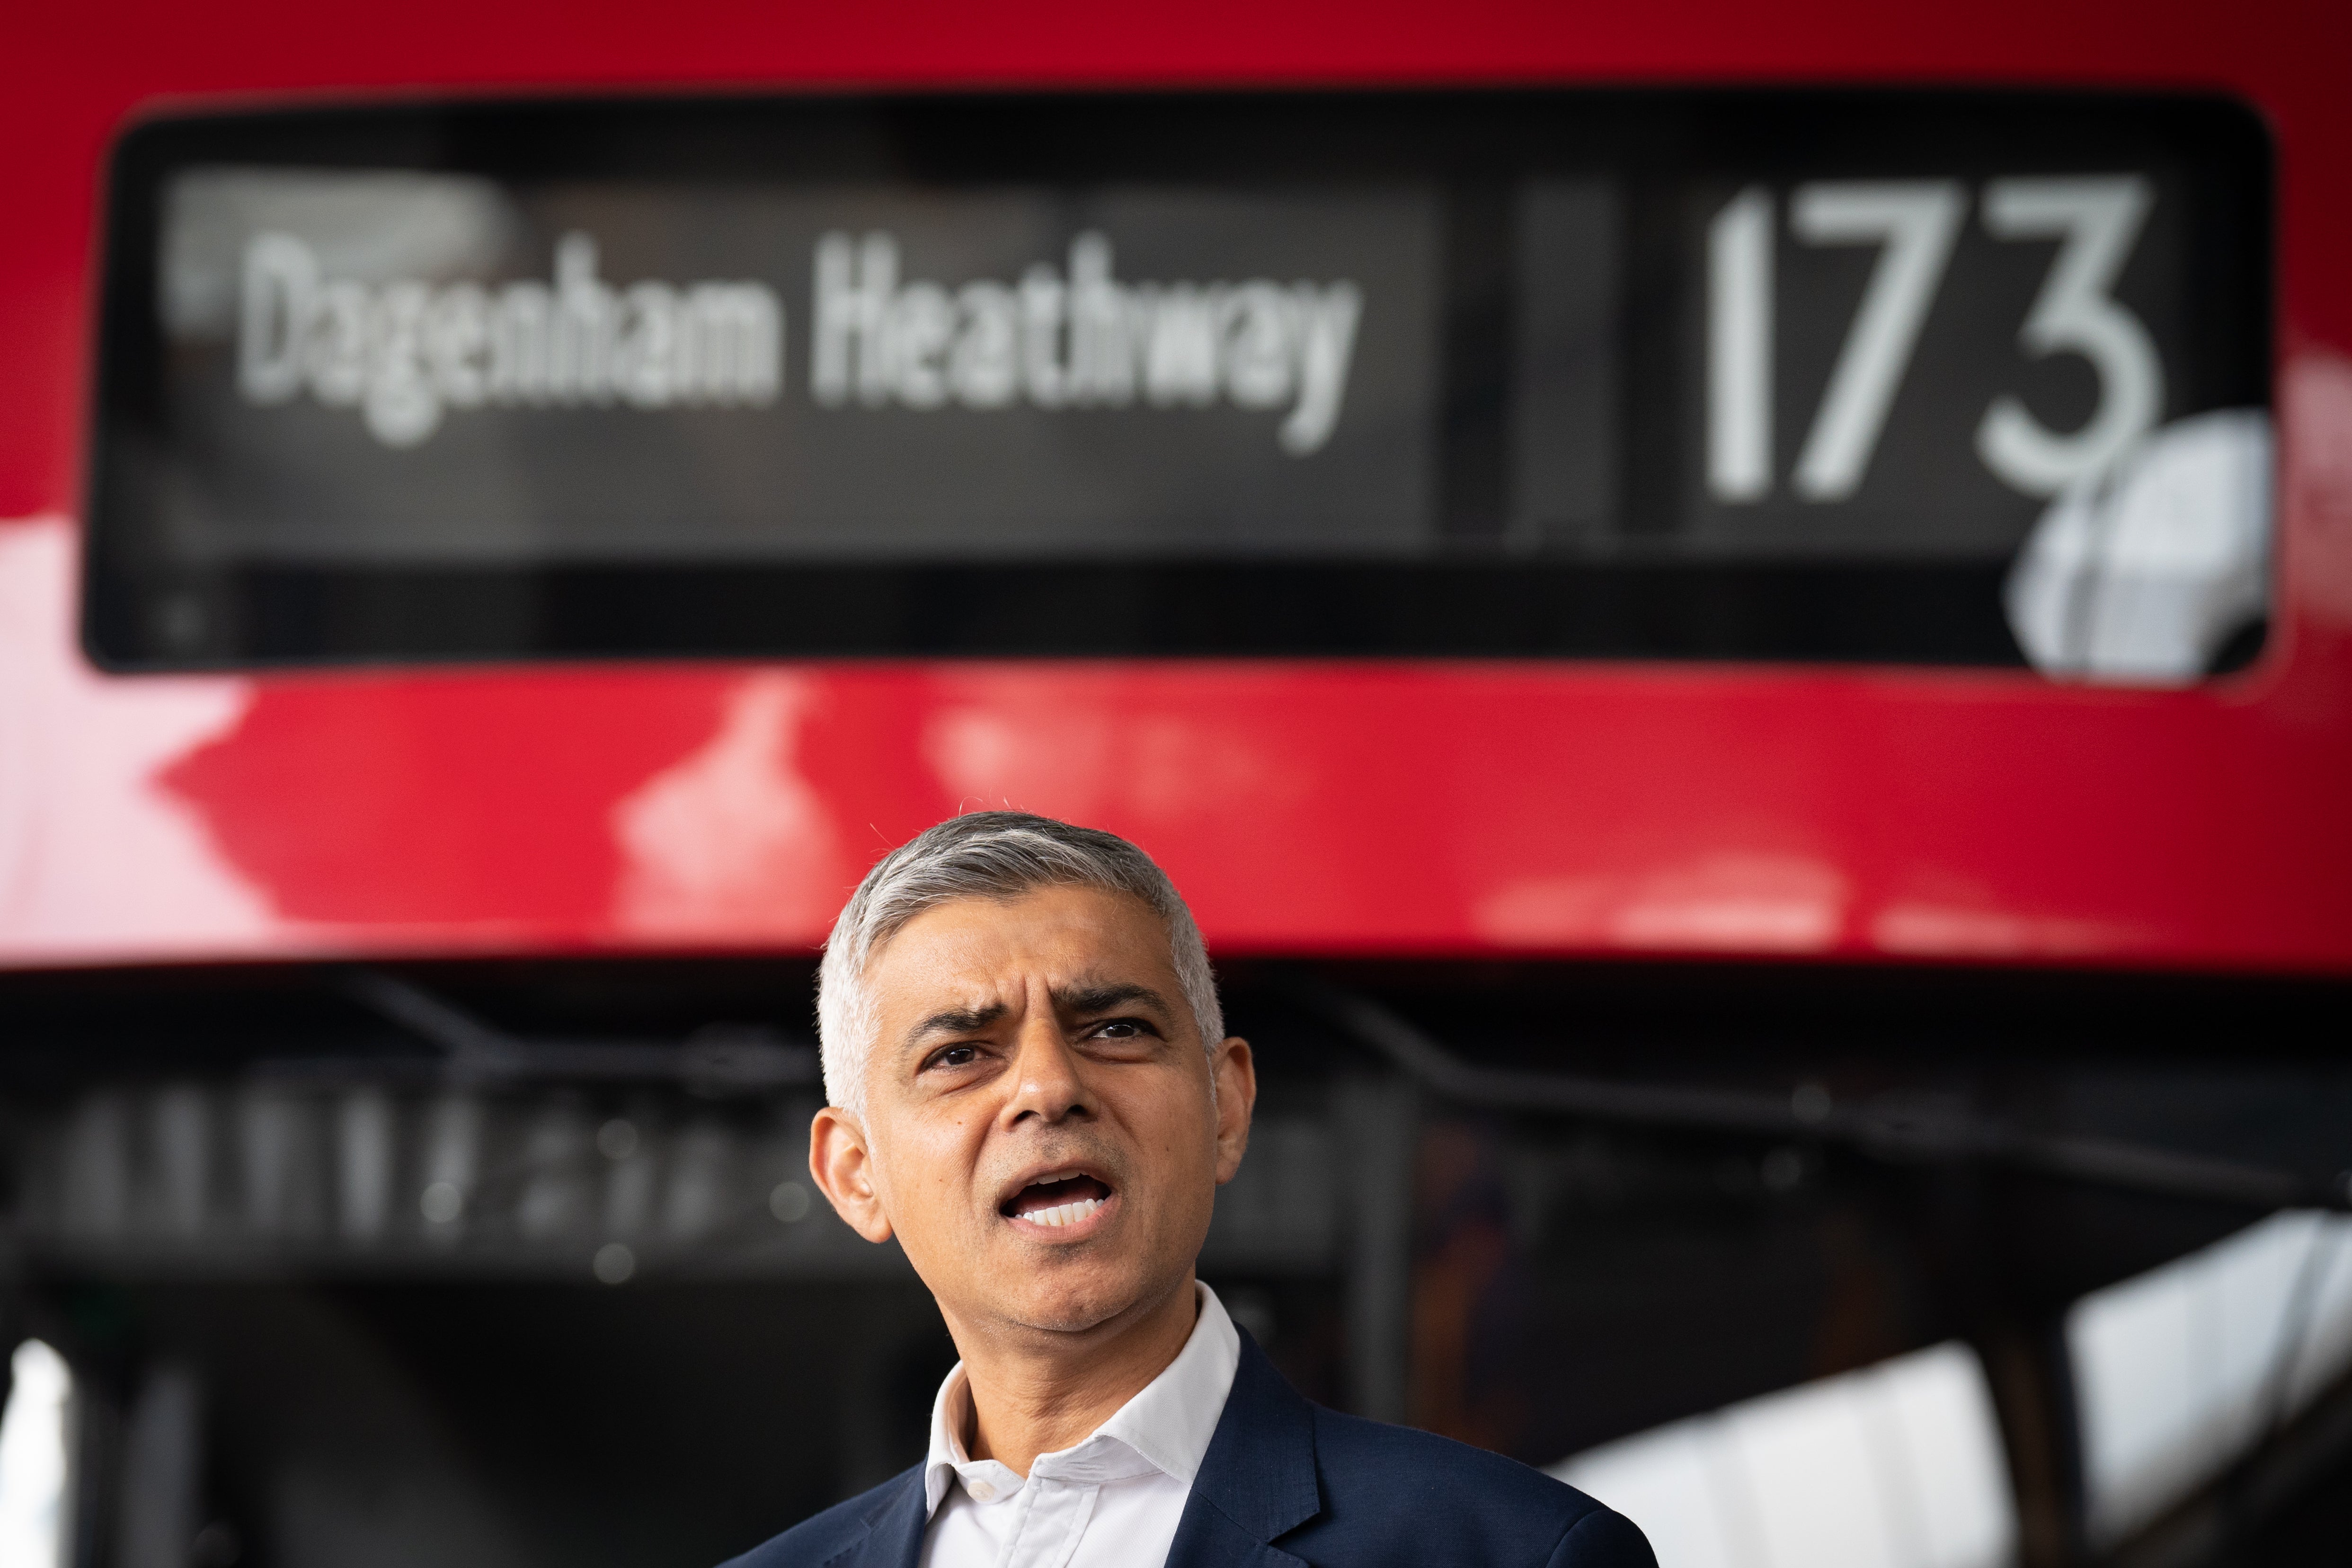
[3,5,2349,1568]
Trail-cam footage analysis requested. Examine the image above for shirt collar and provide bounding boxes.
[922,1281,1242,1517]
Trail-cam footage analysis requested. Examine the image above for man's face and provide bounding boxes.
[809,885,1254,1343]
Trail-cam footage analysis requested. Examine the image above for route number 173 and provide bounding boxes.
[1706,176,2162,505]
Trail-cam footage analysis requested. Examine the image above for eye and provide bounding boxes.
[930,1044,981,1070]
[1090,1018,1151,1040]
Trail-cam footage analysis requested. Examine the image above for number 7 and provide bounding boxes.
[1789,182,1966,501]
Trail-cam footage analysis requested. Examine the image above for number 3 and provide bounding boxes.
[1976,176,2165,497]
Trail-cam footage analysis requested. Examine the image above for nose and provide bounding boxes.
[1001,1009,1091,1128]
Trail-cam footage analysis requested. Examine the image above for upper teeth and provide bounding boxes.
[1028,1197,1103,1229]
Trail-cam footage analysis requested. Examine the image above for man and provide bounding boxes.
[724,812,1655,1568]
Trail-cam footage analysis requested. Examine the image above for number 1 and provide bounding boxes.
[1708,187,1774,502]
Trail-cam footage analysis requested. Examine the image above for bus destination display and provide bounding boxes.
[89,92,2270,669]
[167,176,1439,563]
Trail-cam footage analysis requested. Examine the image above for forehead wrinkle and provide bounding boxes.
[869,889,1190,1059]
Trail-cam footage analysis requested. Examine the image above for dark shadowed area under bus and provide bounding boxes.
[1,957,2347,1568]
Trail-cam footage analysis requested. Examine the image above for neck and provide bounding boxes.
[949,1272,1201,1478]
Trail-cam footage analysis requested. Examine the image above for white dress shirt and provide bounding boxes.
[917,1283,1241,1568]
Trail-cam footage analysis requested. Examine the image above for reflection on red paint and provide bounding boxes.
[159,664,730,940]
[0,519,278,959]
[612,675,853,943]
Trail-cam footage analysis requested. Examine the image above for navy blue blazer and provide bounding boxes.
[722,1330,1657,1568]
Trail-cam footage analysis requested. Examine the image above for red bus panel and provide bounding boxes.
[3,1,2349,974]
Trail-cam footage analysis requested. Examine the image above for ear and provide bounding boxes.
[1210,1036,1257,1185]
[809,1105,896,1244]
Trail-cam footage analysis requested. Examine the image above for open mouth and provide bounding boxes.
[1002,1172,1115,1230]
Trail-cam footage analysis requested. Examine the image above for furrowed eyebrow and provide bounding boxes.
[905,1002,1007,1047]
[1053,983,1172,1019]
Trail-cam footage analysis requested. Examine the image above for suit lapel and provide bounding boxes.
[835,1334,1319,1568]
[827,1468,929,1568]
[1163,1332,1323,1568]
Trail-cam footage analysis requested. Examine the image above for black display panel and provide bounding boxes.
[87,91,2271,668]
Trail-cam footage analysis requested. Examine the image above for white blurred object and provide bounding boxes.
[2070,1209,2352,1548]
[0,1340,75,1568]
[2004,408,2272,683]
[1550,1341,2015,1568]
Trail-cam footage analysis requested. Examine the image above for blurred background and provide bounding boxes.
[4,8,2351,1568]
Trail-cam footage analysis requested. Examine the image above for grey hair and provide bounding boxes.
[817,812,1225,1119]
